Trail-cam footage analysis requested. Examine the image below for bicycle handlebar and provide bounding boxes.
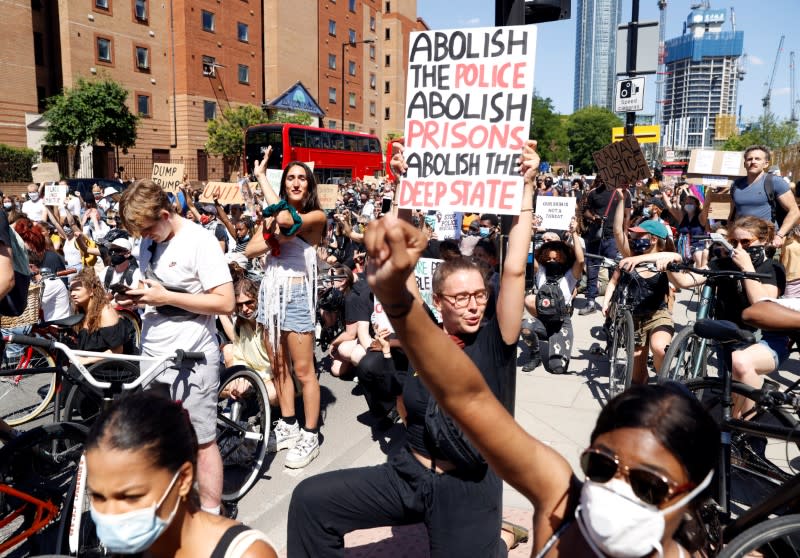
[584,253,660,273]
[7,334,54,351]
[665,262,771,281]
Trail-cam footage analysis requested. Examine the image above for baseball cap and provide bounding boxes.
[629,220,669,239]
[648,197,666,210]
[109,237,133,252]
[103,186,119,197]
[201,204,217,215]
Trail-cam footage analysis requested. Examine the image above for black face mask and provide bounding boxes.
[745,245,766,267]
[109,253,127,266]
[543,261,566,277]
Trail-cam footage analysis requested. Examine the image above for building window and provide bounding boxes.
[201,10,215,32]
[384,54,390,67]
[202,55,216,76]
[137,93,151,117]
[328,120,336,129]
[349,124,356,131]
[348,0,356,12]
[135,46,149,71]
[328,87,337,104]
[96,36,113,64]
[33,32,44,66]
[384,107,390,120]
[385,28,390,40]
[348,29,356,44]
[348,61,356,76]
[204,100,216,121]
[328,54,337,69]
[349,92,356,108]
[134,0,147,21]
[384,81,390,93]
[369,45,375,60]
[369,73,376,89]
[238,64,249,84]
[370,16,376,31]
[95,0,110,11]
[369,101,376,116]
[328,19,336,36]
[385,1,390,13]
[237,22,249,42]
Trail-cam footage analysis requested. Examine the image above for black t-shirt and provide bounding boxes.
[402,316,516,461]
[586,186,632,233]
[710,257,785,329]
[0,211,11,248]
[344,279,372,324]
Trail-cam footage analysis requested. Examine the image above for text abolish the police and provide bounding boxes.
[399,26,536,215]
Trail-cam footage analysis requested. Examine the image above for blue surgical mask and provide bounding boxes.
[479,227,491,238]
[684,204,696,213]
[630,237,652,254]
[90,470,181,554]
[642,207,651,218]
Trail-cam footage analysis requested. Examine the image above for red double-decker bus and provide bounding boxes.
[243,123,383,184]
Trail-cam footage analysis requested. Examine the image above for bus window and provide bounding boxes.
[356,138,370,153]
[320,131,332,149]
[344,136,357,151]
[368,139,381,153]
[307,130,322,149]
[331,133,344,150]
[289,128,307,148]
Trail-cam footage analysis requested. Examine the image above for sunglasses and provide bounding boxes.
[580,448,693,507]
[730,239,755,249]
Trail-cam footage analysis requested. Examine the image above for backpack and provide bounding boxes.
[103,259,139,289]
[764,174,790,229]
[536,274,569,321]
[425,396,487,474]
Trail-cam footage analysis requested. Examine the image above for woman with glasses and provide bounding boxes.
[361,214,720,558]
[287,142,537,558]
[662,216,788,419]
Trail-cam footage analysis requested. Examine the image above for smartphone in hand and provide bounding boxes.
[108,283,132,296]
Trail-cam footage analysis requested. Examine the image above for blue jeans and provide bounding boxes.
[584,235,621,301]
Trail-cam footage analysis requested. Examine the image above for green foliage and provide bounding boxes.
[530,94,569,163]
[723,112,799,152]
[206,104,266,164]
[0,144,38,182]
[566,106,623,174]
[269,110,313,126]
[44,77,137,176]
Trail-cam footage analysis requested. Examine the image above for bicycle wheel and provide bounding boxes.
[217,367,270,501]
[608,309,634,398]
[0,345,57,426]
[658,326,708,383]
[719,514,800,558]
[63,360,141,426]
[685,377,799,510]
[0,422,87,556]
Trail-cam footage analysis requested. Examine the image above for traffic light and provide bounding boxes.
[495,0,571,26]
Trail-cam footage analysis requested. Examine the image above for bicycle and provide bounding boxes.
[719,513,800,557]
[658,262,771,383]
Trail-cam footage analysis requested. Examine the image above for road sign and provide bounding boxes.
[611,125,660,144]
[615,78,645,112]
[615,21,659,75]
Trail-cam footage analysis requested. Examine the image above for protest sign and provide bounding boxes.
[398,26,536,215]
[198,182,244,205]
[31,162,60,184]
[372,299,395,334]
[318,184,339,210]
[686,149,745,189]
[706,191,731,220]
[415,258,443,322]
[151,163,184,193]
[44,183,68,206]
[535,197,576,230]
[433,212,461,240]
[592,136,651,189]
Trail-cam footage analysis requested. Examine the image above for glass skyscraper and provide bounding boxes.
[574,0,623,111]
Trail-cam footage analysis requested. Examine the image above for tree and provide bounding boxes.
[44,77,137,177]
[723,112,799,152]
[206,105,314,167]
[566,106,623,174]
[530,94,569,164]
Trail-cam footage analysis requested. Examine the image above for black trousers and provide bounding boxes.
[287,447,507,558]
[355,349,407,417]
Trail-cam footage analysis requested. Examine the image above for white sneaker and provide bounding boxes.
[267,419,300,453]
[284,430,319,469]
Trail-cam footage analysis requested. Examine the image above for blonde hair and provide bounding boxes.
[119,179,172,235]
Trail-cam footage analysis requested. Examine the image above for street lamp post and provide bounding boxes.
[341,38,375,130]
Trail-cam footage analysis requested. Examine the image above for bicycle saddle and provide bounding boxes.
[693,319,756,345]
[42,314,85,328]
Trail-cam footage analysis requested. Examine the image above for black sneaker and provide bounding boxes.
[221,501,238,519]
[578,302,598,316]
[522,353,541,372]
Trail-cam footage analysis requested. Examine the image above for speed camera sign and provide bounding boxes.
[615,77,645,112]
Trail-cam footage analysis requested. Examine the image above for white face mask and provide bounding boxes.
[576,470,713,558]
[684,204,696,213]
[28,192,39,201]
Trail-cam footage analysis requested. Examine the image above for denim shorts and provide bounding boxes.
[759,332,790,370]
[281,283,315,333]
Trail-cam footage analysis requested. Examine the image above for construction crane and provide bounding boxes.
[791,51,798,123]
[762,35,785,117]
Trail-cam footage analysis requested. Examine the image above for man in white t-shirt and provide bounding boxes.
[22,183,46,223]
[120,179,234,516]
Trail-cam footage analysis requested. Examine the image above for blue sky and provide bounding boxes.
[417,0,800,124]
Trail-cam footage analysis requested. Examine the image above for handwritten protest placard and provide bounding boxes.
[372,299,395,334]
[592,136,651,189]
[415,258,443,322]
[318,184,339,210]
[44,183,68,206]
[398,26,536,215]
[706,191,731,220]
[151,163,184,193]
[433,212,461,240]
[31,163,60,184]
[198,182,244,205]
[535,197,576,230]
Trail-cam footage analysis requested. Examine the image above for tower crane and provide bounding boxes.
[791,51,798,123]
[762,35,785,118]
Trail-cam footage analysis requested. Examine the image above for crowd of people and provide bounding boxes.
[1,140,800,556]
